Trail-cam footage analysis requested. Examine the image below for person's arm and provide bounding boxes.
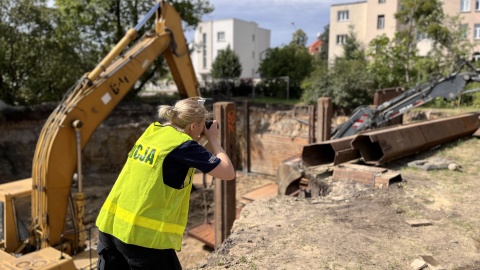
[203,120,235,180]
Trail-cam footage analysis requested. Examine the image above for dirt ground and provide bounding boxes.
[83,136,480,270]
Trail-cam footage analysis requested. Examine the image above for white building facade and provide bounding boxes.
[191,19,270,84]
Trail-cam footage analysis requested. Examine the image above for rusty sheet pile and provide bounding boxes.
[302,112,480,167]
[278,112,480,195]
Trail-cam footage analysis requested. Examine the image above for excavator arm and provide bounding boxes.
[332,61,480,139]
[27,0,199,254]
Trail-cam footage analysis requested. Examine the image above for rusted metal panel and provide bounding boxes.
[373,87,405,106]
[316,98,332,142]
[301,135,360,166]
[351,113,480,165]
[374,87,405,127]
[213,102,236,248]
[474,127,480,137]
[276,155,302,195]
[332,163,402,189]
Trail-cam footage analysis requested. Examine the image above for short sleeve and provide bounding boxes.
[162,141,221,188]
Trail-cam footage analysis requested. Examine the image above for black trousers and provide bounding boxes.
[97,230,182,270]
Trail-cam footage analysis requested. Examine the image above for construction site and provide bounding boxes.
[2,95,480,269]
[1,2,480,269]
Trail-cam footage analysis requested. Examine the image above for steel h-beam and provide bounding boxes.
[302,113,480,167]
[351,112,480,165]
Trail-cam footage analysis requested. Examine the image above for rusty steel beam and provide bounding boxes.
[301,135,360,166]
[351,112,480,165]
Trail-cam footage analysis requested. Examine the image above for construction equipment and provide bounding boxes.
[332,60,480,139]
[280,61,480,196]
[0,1,200,269]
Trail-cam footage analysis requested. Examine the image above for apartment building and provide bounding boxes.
[329,0,480,63]
[191,19,270,84]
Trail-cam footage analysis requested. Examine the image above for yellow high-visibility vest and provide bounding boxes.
[96,123,195,251]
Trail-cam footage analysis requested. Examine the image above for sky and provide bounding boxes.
[193,0,356,48]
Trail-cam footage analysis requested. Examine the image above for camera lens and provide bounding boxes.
[205,120,213,129]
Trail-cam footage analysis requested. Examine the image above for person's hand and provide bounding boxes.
[203,120,219,143]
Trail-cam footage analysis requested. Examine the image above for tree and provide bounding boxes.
[290,29,308,47]
[301,59,373,112]
[55,0,214,99]
[394,0,446,83]
[367,35,408,89]
[343,25,364,61]
[413,14,474,83]
[0,0,213,105]
[367,0,475,90]
[211,45,242,79]
[55,0,213,57]
[258,42,314,98]
[301,26,373,112]
[0,0,86,105]
[318,24,329,62]
[210,45,242,97]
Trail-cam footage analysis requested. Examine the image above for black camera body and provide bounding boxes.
[205,120,216,129]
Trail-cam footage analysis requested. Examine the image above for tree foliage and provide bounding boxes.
[0,0,213,105]
[258,40,314,98]
[394,0,448,83]
[290,29,308,47]
[0,0,86,105]
[301,59,374,113]
[301,26,373,112]
[367,35,409,89]
[368,0,475,89]
[210,45,242,79]
[55,0,213,98]
[318,24,329,62]
[343,25,365,61]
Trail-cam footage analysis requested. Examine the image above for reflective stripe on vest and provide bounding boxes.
[96,123,194,250]
[101,198,184,234]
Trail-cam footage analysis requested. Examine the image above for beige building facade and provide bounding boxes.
[329,0,480,63]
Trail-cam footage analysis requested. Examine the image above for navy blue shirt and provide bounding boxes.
[162,140,220,189]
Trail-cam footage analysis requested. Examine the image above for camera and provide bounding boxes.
[205,119,216,129]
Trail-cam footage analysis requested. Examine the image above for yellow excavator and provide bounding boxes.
[0,1,200,269]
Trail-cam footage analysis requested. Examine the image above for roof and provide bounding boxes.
[308,39,322,54]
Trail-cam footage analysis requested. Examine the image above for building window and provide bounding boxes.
[379,0,386,3]
[461,0,471,12]
[473,52,480,62]
[217,31,225,42]
[337,10,349,21]
[202,33,207,69]
[461,24,469,39]
[252,34,255,42]
[336,34,347,45]
[377,15,385,29]
[476,0,479,10]
[474,24,480,39]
